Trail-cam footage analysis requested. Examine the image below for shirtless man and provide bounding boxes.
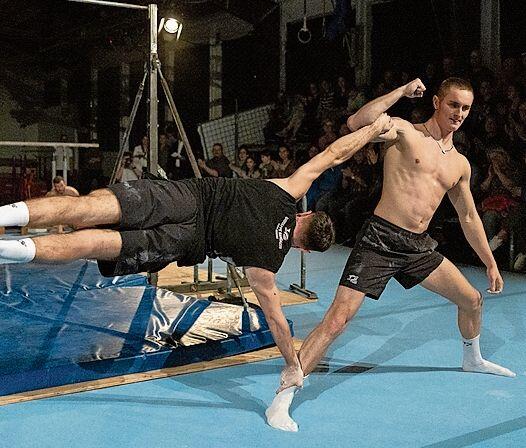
[0,113,391,398]
[46,176,79,198]
[266,77,515,432]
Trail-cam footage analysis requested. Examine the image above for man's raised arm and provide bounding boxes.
[347,78,426,131]
[275,113,391,200]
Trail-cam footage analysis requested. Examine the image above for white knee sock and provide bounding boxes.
[266,386,299,432]
[0,238,36,264]
[0,202,30,227]
[462,335,516,377]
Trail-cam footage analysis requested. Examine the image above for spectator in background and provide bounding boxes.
[259,150,277,179]
[272,144,296,178]
[230,145,249,177]
[501,150,526,270]
[374,69,397,97]
[497,57,519,95]
[115,152,142,183]
[346,84,367,115]
[334,76,350,118]
[46,176,79,198]
[244,155,261,179]
[316,144,380,242]
[133,135,149,174]
[276,95,306,142]
[166,125,191,180]
[318,119,338,150]
[479,148,520,251]
[198,143,232,178]
[442,56,460,78]
[422,62,440,94]
[318,79,335,122]
[466,49,494,89]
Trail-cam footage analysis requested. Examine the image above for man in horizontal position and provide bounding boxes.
[0,113,392,404]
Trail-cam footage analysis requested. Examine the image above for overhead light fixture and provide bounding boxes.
[158,17,183,39]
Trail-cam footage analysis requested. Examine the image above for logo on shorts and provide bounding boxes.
[347,274,359,284]
[275,217,291,250]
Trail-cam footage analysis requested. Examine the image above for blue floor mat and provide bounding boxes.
[0,260,285,396]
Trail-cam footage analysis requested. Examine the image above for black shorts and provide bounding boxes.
[339,215,444,299]
[97,180,200,276]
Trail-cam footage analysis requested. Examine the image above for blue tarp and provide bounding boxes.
[0,260,288,396]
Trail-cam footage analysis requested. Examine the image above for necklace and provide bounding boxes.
[423,123,454,154]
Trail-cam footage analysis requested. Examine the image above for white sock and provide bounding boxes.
[0,238,36,264]
[266,386,299,432]
[462,335,516,377]
[0,202,30,227]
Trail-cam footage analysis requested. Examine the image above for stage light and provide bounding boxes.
[161,17,183,39]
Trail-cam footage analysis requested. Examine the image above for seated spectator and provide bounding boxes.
[46,175,79,197]
[46,176,80,233]
[466,49,494,89]
[276,95,306,142]
[318,119,338,150]
[316,144,380,242]
[334,76,350,117]
[244,155,261,179]
[230,145,249,177]
[479,148,520,251]
[259,150,277,179]
[346,85,367,114]
[115,152,142,182]
[373,69,397,97]
[272,144,296,178]
[133,135,149,174]
[502,150,526,270]
[318,79,335,122]
[198,143,232,178]
[165,125,192,180]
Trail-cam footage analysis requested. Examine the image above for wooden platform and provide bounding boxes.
[157,264,316,307]
[0,339,303,406]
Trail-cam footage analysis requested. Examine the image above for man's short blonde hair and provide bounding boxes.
[437,77,473,99]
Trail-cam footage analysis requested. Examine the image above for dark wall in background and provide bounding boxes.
[500,0,526,58]
[223,9,280,115]
[371,0,480,83]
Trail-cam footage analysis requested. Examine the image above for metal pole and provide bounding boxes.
[157,64,201,179]
[148,4,159,176]
[67,0,148,10]
[289,195,317,299]
[109,67,148,184]
[300,195,307,288]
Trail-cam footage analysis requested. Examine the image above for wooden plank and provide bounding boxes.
[0,339,303,406]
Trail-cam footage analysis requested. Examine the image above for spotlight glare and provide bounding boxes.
[163,18,181,34]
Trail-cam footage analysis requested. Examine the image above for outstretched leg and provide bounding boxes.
[299,286,366,376]
[0,229,122,264]
[34,229,122,261]
[266,286,365,432]
[420,257,515,377]
[0,188,121,229]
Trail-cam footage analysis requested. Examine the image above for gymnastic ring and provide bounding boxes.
[298,28,311,44]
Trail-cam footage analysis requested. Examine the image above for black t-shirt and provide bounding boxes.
[183,177,297,273]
